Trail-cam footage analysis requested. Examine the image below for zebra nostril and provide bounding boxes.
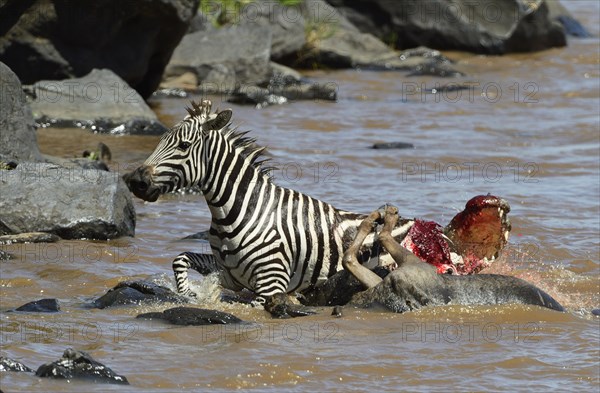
[135,180,148,191]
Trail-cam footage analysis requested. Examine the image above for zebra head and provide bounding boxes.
[124,100,232,202]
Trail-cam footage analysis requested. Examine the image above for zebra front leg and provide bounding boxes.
[263,293,317,318]
[251,267,316,318]
[172,252,220,297]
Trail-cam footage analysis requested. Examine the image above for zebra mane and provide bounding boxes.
[186,100,217,123]
[186,100,272,179]
[225,128,273,179]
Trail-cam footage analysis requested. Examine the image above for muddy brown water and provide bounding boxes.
[2,4,599,392]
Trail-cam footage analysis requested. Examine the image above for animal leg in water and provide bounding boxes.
[172,252,220,297]
[378,205,424,267]
[342,210,385,289]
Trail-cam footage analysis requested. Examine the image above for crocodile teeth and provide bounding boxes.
[498,208,503,218]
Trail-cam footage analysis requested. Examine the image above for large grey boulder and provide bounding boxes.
[279,0,462,75]
[0,62,43,162]
[0,0,198,99]
[25,69,167,135]
[327,0,567,54]
[165,24,273,92]
[0,163,135,239]
[292,0,392,68]
[239,0,306,61]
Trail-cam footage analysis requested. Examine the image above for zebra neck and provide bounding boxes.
[201,141,271,223]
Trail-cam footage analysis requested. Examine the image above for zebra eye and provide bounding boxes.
[177,141,192,151]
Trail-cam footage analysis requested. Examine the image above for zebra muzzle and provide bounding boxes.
[123,166,162,202]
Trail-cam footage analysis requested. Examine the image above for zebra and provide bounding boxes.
[125,100,414,313]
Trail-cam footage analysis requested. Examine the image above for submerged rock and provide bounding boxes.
[35,348,129,384]
[0,162,135,240]
[93,280,187,309]
[372,142,414,150]
[182,230,210,240]
[0,357,34,372]
[14,298,60,313]
[137,306,243,325]
[0,62,43,163]
[25,69,167,135]
[0,0,199,99]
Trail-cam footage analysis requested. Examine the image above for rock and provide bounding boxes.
[372,142,414,150]
[0,62,43,162]
[0,0,199,99]
[289,0,392,68]
[546,0,591,37]
[331,305,343,317]
[592,309,600,317]
[0,249,11,260]
[35,348,128,384]
[165,24,272,92]
[0,232,61,245]
[240,0,306,61]
[137,306,243,325]
[368,47,464,75]
[188,11,215,34]
[227,62,337,107]
[159,71,198,92]
[25,69,167,135]
[14,298,60,313]
[272,1,463,76]
[93,280,187,309]
[269,62,303,82]
[182,230,210,240]
[0,357,34,372]
[228,87,288,108]
[327,0,567,54]
[0,162,135,240]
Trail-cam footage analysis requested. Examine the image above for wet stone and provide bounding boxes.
[137,307,243,326]
[35,348,129,384]
[93,280,187,309]
[0,232,60,245]
[331,306,343,318]
[15,298,60,313]
[372,142,414,150]
[0,249,11,260]
[182,230,210,240]
[0,357,34,372]
[591,309,600,317]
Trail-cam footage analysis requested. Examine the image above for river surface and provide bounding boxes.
[2,3,599,392]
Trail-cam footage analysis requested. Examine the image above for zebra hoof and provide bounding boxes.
[264,294,317,319]
[181,290,198,299]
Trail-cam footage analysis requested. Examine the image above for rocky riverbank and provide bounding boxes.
[0,0,590,238]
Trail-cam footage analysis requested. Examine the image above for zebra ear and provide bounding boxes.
[212,109,232,129]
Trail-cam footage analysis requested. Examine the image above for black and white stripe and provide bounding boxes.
[143,101,414,302]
